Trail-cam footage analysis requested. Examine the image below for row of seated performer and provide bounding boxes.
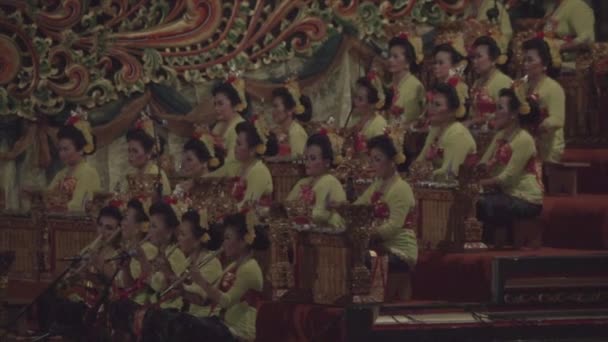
[46,0,599,211]
[48,34,556,243]
[39,82,545,341]
[39,200,267,342]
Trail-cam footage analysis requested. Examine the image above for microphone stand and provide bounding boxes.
[30,261,123,341]
[150,109,164,199]
[342,106,356,131]
[4,257,83,331]
[82,263,122,337]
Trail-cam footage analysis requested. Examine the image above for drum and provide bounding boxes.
[268,162,305,202]
[413,181,459,250]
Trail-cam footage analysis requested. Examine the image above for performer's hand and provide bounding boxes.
[92,253,105,271]
[479,178,500,191]
[189,267,207,286]
[475,163,488,175]
[326,200,342,210]
[538,120,551,133]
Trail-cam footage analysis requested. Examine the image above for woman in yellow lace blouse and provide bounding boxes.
[387,33,426,125]
[469,35,513,130]
[543,0,595,51]
[48,111,101,212]
[39,205,122,338]
[173,132,224,205]
[355,134,418,271]
[211,79,247,162]
[269,79,311,159]
[209,120,277,210]
[464,0,513,51]
[143,209,223,341]
[477,88,544,245]
[117,198,150,292]
[521,37,565,163]
[432,40,469,115]
[416,83,477,178]
[124,127,171,197]
[110,198,150,340]
[287,133,347,229]
[346,73,388,154]
[114,201,186,340]
[187,212,269,341]
[177,210,222,317]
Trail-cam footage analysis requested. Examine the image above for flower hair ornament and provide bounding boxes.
[318,122,345,166]
[284,78,306,115]
[383,127,407,165]
[197,208,211,243]
[449,36,468,61]
[244,209,257,245]
[446,78,467,119]
[436,33,469,69]
[134,109,164,155]
[226,71,248,112]
[367,69,386,110]
[251,115,270,155]
[163,195,182,218]
[65,107,96,154]
[534,31,562,69]
[512,76,531,115]
[108,198,127,213]
[193,124,220,168]
[395,31,425,65]
[486,27,509,65]
[134,111,155,138]
[471,29,508,65]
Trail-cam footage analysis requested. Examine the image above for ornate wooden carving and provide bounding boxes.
[190,177,237,221]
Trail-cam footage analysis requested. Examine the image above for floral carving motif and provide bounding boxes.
[0,0,491,118]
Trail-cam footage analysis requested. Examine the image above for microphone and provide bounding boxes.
[486,0,499,22]
[148,114,168,126]
[105,250,137,263]
[143,105,168,126]
[59,255,88,262]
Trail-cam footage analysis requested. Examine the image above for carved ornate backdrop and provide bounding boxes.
[2,0,605,211]
[0,0,491,210]
[0,0,484,119]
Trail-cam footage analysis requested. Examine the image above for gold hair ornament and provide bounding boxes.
[244,210,257,245]
[251,115,270,155]
[284,78,306,115]
[367,70,386,110]
[383,127,407,165]
[395,31,425,65]
[65,107,95,154]
[226,71,247,112]
[512,76,531,115]
[198,208,210,243]
[194,125,220,168]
